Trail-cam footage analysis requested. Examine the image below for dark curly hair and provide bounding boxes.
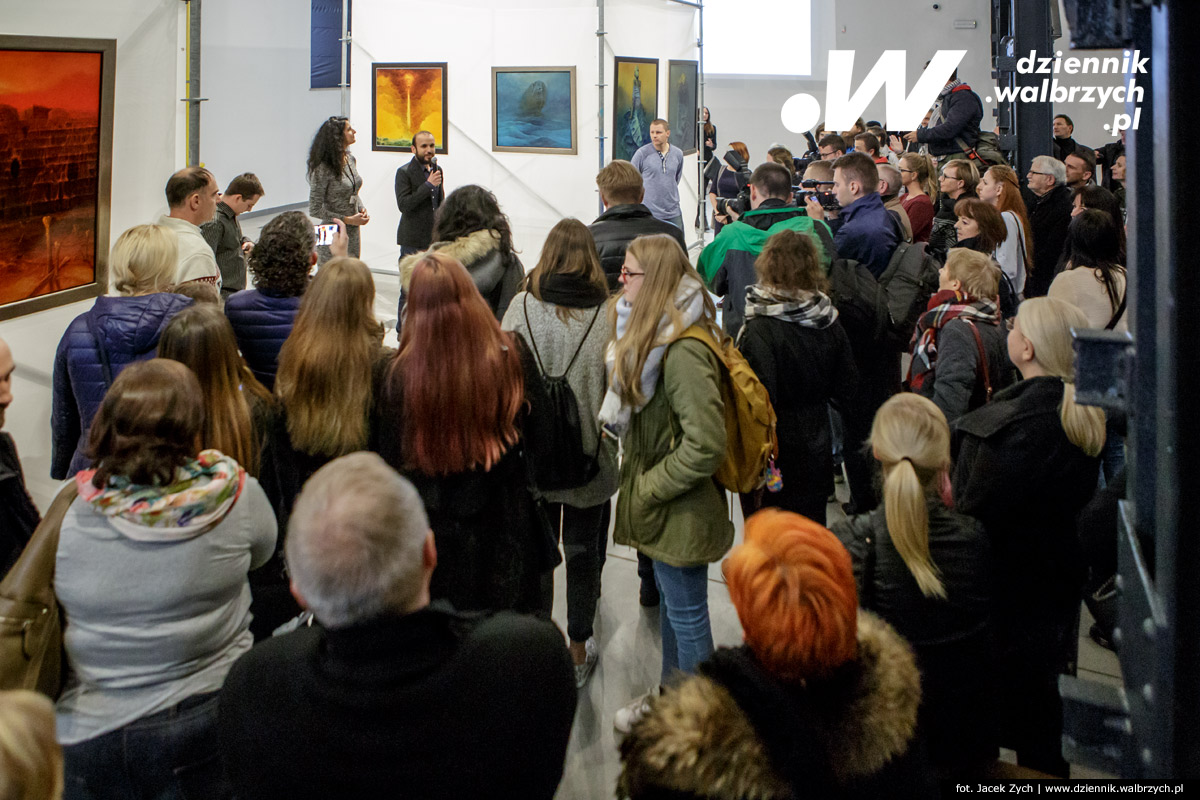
[432,185,516,258]
[249,211,313,297]
[307,116,348,179]
[87,359,203,488]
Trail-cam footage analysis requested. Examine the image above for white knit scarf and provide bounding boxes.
[598,275,706,438]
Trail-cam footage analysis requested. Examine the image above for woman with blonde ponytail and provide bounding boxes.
[952,296,1104,777]
[833,393,995,775]
[899,152,938,242]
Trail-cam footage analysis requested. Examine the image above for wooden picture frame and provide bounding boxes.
[668,59,699,155]
[492,67,577,155]
[0,35,115,321]
[612,56,658,162]
[371,62,448,153]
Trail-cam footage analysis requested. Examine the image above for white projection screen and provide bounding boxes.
[704,0,812,77]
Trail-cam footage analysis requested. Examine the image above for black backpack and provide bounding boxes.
[878,240,940,347]
[520,296,603,492]
[827,257,889,355]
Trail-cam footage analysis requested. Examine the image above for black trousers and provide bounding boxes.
[545,499,611,643]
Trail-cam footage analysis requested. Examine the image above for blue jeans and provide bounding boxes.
[64,691,232,800]
[652,560,714,685]
[665,214,685,230]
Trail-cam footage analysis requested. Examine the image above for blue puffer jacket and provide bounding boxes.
[224,289,302,391]
[51,293,193,479]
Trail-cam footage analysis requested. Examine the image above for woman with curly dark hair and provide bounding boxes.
[398,184,524,321]
[225,211,335,390]
[308,115,369,262]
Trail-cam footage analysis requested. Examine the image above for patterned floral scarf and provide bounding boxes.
[75,450,245,541]
[742,285,839,334]
[906,289,999,392]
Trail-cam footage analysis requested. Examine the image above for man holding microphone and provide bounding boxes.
[395,130,444,258]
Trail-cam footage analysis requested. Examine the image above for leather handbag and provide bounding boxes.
[0,483,77,698]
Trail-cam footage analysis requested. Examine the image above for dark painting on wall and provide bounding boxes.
[372,62,447,153]
[668,60,698,155]
[612,57,658,162]
[492,67,576,154]
[0,35,114,321]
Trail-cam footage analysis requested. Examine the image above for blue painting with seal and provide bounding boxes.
[495,70,573,150]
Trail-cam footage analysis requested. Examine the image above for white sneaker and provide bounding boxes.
[613,688,658,734]
[574,637,599,689]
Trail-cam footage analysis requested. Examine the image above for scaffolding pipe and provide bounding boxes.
[340,0,350,116]
[597,0,607,216]
[697,0,706,235]
[182,0,203,166]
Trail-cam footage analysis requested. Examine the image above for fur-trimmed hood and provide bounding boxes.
[617,611,923,800]
[398,228,524,320]
[399,228,504,290]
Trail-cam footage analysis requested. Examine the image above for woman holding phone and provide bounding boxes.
[308,116,369,263]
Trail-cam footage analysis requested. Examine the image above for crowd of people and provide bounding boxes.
[0,77,1132,798]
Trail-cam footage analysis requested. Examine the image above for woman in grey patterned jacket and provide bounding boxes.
[307,116,369,262]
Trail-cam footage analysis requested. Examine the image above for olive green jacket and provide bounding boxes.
[613,337,734,567]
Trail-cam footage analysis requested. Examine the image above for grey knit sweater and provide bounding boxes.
[502,291,619,508]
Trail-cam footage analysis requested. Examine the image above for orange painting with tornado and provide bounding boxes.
[0,49,102,306]
[372,63,447,153]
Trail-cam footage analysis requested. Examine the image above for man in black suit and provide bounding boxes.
[1,336,40,577]
[395,130,444,257]
[219,452,576,800]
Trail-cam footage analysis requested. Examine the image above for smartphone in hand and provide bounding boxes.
[314,224,338,247]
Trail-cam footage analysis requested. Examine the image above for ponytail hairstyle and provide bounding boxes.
[1014,297,1107,457]
[900,152,939,204]
[984,165,1035,277]
[868,393,951,600]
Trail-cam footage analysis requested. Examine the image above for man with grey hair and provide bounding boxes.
[1024,155,1073,297]
[877,163,913,243]
[219,452,576,799]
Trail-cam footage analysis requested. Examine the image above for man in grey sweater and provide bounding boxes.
[631,119,685,229]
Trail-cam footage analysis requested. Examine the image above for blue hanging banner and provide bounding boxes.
[311,0,350,89]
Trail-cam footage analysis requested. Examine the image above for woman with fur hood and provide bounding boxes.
[398,185,525,323]
[618,509,933,800]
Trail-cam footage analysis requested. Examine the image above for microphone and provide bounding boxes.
[430,156,438,172]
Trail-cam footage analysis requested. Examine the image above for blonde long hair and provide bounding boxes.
[276,257,383,456]
[900,152,939,205]
[870,393,951,600]
[608,235,720,407]
[1015,297,1107,457]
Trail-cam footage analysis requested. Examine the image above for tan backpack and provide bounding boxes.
[677,326,779,494]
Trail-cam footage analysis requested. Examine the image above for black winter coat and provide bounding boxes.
[832,502,997,769]
[589,204,687,291]
[952,376,1099,674]
[1024,185,1073,298]
[369,342,554,615]
[916,316,1014,426]
[0,433,39,578]
[916,84,984,157]
[738,313,857,524]
[394,157,444,249]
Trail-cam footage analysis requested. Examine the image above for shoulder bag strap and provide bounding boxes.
[84,314,114,389]
[559,306,603,379]
[1106,289,1128,330]
[964,318,992,402]
[522,294,548,377]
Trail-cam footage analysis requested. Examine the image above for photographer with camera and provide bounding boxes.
[804,151,902,278]
[698,162,837,338]
[705,142,750,234]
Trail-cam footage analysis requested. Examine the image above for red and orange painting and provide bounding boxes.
[372,62,447,153]
[0,49,102,306]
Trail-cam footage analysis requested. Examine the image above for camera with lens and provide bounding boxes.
[794,179,839,212]
[704,148,753,218]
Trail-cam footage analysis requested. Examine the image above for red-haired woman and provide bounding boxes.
[371,251,552,614]
[617,509,929,798]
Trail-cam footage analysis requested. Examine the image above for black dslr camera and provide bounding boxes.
[795,179,839,212]
[703,148,753,218]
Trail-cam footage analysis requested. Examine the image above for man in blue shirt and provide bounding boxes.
[804,151,900,277]
[631,119,685,229]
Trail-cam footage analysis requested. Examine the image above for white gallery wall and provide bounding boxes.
[0,0,185,504]
[200,0,342,207]
[349,0,701,277]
